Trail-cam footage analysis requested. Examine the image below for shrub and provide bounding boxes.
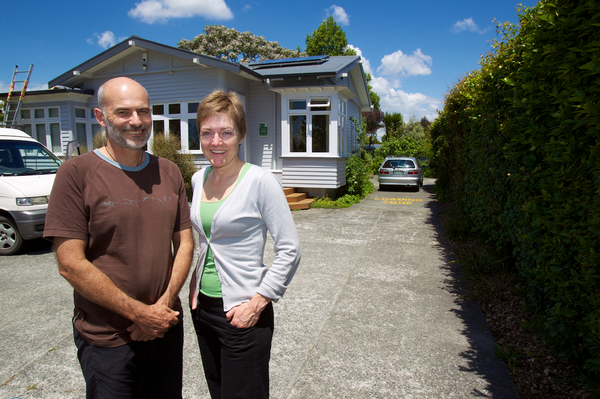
[150,134,198,201]
[431,0,600,379]
[344,155,374,197]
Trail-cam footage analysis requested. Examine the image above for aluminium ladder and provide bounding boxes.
[1,64,33,127]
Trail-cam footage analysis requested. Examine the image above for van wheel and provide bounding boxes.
[0,216,23,255]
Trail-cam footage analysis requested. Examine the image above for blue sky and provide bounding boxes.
[2,0,536,121]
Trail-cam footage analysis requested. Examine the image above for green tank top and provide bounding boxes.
[199,163,251,297]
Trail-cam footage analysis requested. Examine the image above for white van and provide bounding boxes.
[0,127,62,255]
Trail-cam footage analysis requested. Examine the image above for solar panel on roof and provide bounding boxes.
[248,55,329,67]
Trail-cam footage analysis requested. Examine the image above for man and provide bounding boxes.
[44,77,194,398]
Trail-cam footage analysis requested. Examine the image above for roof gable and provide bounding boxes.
[48,35,258,88]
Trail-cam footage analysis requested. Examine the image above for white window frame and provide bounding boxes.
[19,107,63,155]
[282,94,340,157]
[150,102,201,154]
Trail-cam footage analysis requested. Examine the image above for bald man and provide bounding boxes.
[44,77,194,398]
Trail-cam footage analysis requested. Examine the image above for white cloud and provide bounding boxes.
[452,18,486,33]
[87,31,127,49]
[347,45,372,75]
[359,50,441,121]
[129,0,233,24]
[328,5,349,26]
[377,49,432,78]
[98,31,117,49]
[242,4,252,11]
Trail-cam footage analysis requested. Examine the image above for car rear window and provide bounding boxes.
[383,160,415,169]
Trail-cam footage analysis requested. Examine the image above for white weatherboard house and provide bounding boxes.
[1,36,371,196]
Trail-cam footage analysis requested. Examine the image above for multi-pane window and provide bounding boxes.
[19,107,62,153]
[287,97,333,154]
[151,102,200,152]
[338,99,346,156]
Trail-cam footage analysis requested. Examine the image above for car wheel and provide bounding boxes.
[414,184,420,192]
[0,216,23,255]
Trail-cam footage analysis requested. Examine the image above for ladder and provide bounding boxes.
[1,65,33,127]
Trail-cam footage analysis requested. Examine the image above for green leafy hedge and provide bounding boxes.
[430,0,600,377]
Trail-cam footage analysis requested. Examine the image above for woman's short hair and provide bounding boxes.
[196,90,247,139]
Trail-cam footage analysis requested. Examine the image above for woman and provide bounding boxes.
[189,90,301,399]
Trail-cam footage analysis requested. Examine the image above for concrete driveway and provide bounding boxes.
[0,177,518,398]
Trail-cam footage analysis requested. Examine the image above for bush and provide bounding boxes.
[344,155,374,197]
[430,0,600,380]
[150,134,198,201]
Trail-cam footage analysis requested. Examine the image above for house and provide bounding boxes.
[0,36,371,196]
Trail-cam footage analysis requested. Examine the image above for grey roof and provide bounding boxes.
[245,56,361,78]
[0,88,94,101]
[48,35,262,88]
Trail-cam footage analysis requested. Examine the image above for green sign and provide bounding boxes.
[259,122,268,137]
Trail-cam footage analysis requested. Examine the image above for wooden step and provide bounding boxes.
[286,192,307,203]
[283,187,313,210]
[289,198,315,210]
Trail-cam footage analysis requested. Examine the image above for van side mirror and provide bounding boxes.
[66,141,80,160]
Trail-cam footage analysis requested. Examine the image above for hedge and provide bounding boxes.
[430,0,600,377]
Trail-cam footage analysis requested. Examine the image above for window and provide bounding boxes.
[338,99,347,156]
[50,123,61,153]
[286,96,335,155]
[74,108,86,118]
[152,105,164,115]
[312,115,329,152]
[308,98,331,111]
[151,102,200,152]
[21,107,63,153]
[168,104,181,115]
[289,115,306,152]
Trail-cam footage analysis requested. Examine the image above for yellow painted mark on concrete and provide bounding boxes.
[373,197,424,205]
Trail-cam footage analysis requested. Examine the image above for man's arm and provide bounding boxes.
[128,228,194,341]
[157,227,194,309]
[55,237,179,339]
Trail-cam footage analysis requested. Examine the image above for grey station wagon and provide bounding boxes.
[378,156,423,192]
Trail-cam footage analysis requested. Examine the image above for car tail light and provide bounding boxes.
[379,170,389,175]
[407,170,419,175]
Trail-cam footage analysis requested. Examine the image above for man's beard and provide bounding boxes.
[104,115,151,150]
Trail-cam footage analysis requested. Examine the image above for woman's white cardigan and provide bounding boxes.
[190,165,301,312]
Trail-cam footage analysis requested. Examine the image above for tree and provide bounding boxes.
[305,16,357,56]
[365,73,381,110]
[403,119,427,142]
[420,116,431,130]
[362,108,384,144]
[383,112,404,141]
[178,25,305,63]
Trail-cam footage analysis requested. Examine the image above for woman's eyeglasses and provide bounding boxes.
[200,131,236,141]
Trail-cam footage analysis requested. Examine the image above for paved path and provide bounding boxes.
[0,178,518,398]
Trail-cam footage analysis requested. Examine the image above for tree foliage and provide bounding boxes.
[430,0,600,379]
[150,134,198,201]
[383,112,404,141]
[365,73,381,110]
[305,16,356,56]
[403,119,427,142]
[178,25,305,63]
[362,108,384,143]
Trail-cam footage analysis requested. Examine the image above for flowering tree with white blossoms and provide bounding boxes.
[178,25,306,63]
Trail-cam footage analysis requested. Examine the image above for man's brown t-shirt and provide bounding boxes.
[44,150,192,347]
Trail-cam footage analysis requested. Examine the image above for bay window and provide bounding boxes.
[285,95,343,156]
